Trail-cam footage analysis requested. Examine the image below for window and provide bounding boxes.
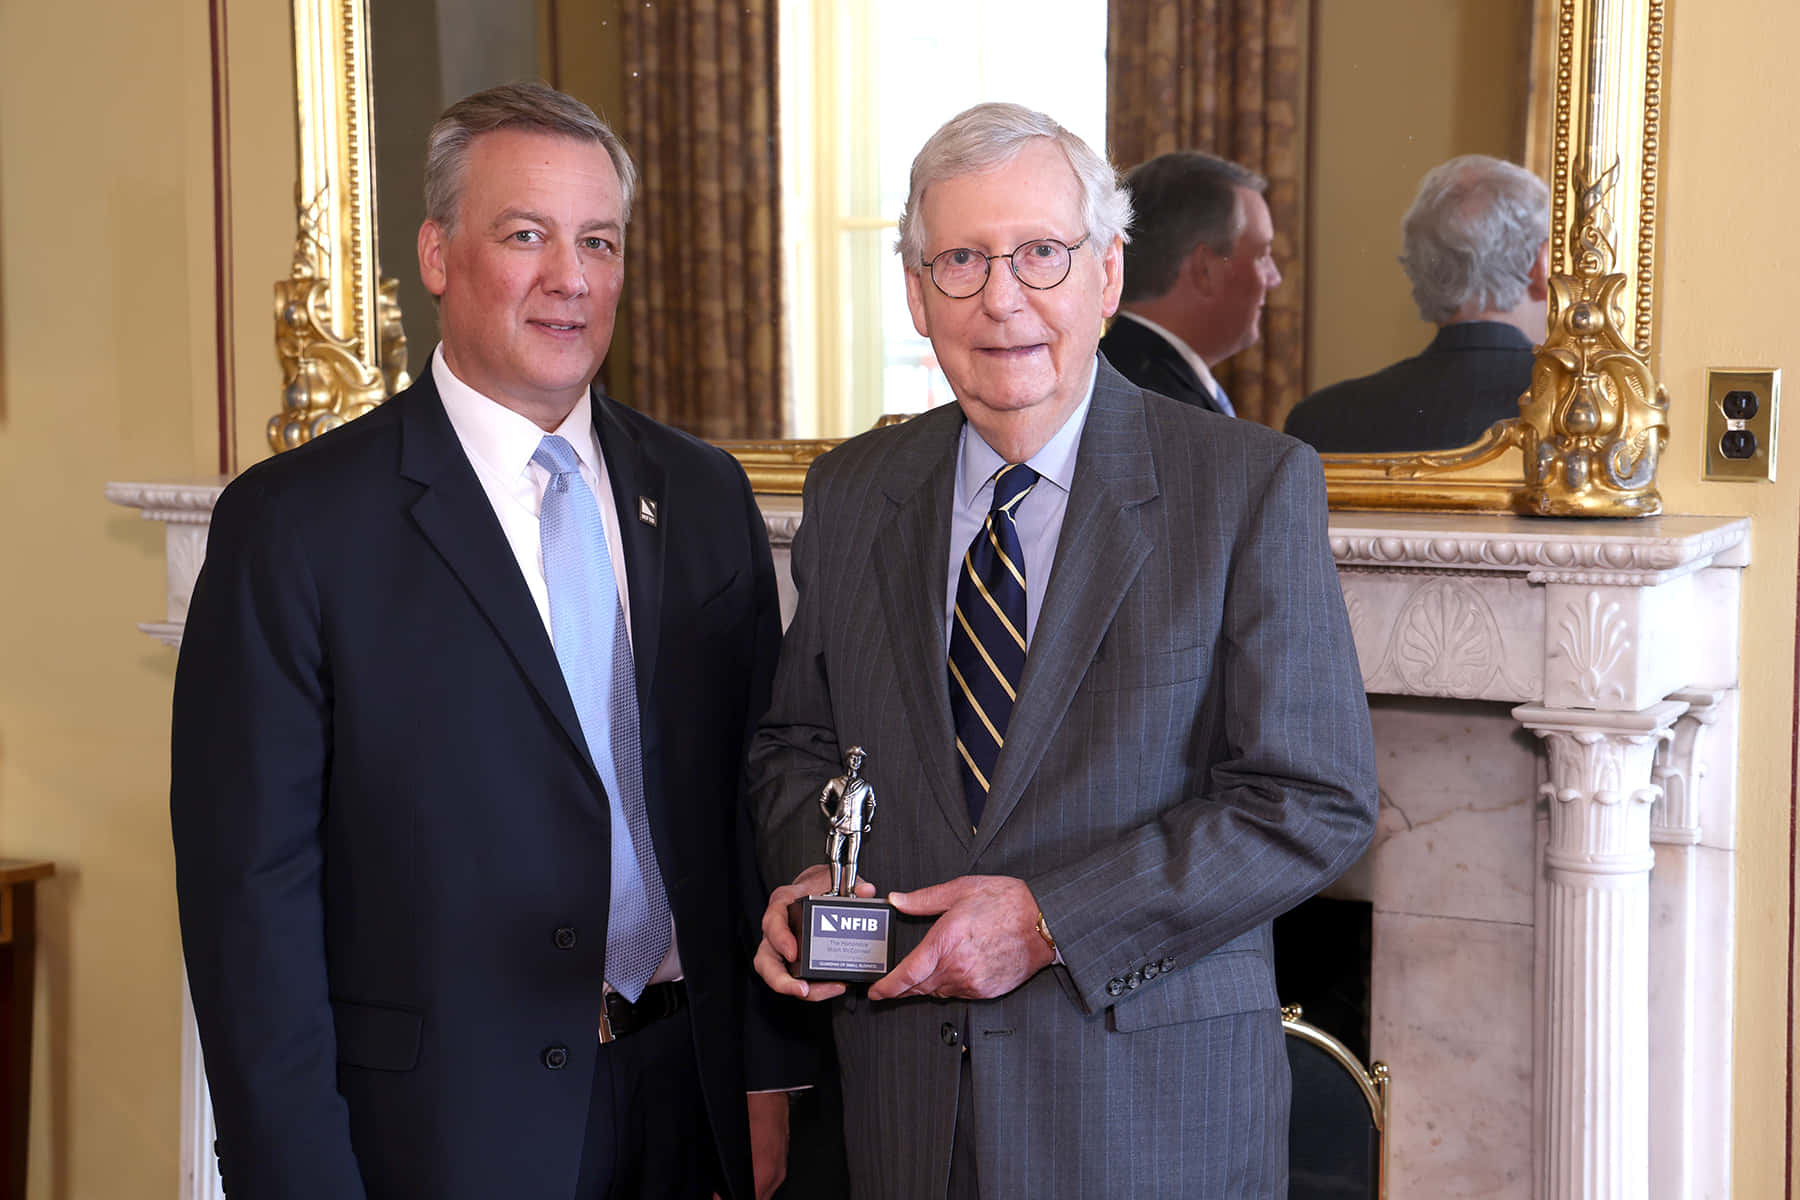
[780,0,1108,438]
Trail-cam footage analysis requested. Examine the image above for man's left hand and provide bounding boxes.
[866,875,1055,1002]
[736,1091,788,1200]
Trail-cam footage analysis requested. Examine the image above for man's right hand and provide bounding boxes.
[753,864,876,1001]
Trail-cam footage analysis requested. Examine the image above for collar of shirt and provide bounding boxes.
[430,344,632,641]
[1115,309,1222,403]
[945,357,1095,650]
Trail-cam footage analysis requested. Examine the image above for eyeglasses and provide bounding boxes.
[921,236,1091,299]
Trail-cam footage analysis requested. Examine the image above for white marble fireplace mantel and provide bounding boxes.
[108,477,1746,1200]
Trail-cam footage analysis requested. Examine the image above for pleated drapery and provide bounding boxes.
[621,1,784,439]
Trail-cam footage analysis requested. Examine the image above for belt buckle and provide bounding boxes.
[598,996,616,1044]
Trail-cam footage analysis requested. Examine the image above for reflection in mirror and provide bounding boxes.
[360,1,1541,452]
[1298,0,1540,453]
[1285,154,1548,454]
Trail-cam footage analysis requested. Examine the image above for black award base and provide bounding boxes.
[789,894,895,984]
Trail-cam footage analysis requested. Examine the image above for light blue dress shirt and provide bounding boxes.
[942,359,1096,652]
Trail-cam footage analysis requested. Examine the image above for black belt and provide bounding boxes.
[599,980,687,1043]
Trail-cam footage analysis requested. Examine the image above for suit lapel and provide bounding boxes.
[398,378,598,784]
[590,394,676,862]
[1107,317,1219,414]
[592,394,666,720]
[973,362,1159,851]
[868,408,972,847]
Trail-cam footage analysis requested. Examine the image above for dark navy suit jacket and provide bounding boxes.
[1283,320,1535,453]
[1098,312,1228,414]
[171,373,802,1199]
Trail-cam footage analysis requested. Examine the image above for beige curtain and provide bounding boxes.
[621,1,783,439]
[1107,0,1306,428]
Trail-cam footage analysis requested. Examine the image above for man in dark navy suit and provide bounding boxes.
[171,83,804,1200]
[1098,150,1282,416]
[1284,154,1549,453]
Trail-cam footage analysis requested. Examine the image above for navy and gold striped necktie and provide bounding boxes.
[948,463,1039,829]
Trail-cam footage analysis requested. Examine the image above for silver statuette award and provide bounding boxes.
[790,746,895,983]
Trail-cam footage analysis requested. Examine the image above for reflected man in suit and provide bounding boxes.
[749,103,1377,1200]
[172,83,804,1200]
[1284,155,1549,453]
[1097,151,1282,416]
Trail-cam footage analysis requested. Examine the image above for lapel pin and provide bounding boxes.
[638,497,659,527]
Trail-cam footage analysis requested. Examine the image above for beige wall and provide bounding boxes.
[1657,2,1799,1191]
[0,0,290,1194]
[0,1,1793,1195]
[1305,0,1533,401]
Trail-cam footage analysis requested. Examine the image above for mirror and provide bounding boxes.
[281,0,1667,511]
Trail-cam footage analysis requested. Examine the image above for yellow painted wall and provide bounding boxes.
[1305,0,1533,402]
[0,0,290,1194]
[0,1,1793,1195]
[1656,2,1798,1191]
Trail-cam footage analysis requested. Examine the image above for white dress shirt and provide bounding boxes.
[433,345,681,987]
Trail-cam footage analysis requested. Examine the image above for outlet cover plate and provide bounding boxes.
[1704,367,1779,482]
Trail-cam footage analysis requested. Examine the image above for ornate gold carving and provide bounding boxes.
[1513,161,1669,516]
[271,0,407,453]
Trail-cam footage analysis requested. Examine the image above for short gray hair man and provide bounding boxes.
[894,101,1133,269]
[1400,154,1550,324]
[1118,151,1267,304]
[423,80,638,232]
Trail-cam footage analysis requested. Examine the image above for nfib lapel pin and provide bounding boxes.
[637,497,659,527]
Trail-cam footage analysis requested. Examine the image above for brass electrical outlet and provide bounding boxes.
[1704,368,1780,482]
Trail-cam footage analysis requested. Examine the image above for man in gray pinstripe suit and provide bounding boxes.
[750,103,1377,1199]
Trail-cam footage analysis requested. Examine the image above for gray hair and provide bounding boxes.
[1118,151,1267,303]
[423,81,638,234]
[894,102,1132,267]
[1400,155,1550,323]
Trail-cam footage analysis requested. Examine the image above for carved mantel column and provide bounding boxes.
[1515,700,1686,1200]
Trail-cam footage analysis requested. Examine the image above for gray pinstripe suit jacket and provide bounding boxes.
[751,357,1378,1199]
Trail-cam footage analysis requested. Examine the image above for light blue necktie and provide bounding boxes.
[533,434,670,1002]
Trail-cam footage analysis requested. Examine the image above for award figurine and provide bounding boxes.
[790,746,895,983]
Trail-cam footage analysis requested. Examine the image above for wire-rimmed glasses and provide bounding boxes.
[921,235,1092,299]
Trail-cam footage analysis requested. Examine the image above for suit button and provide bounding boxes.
[553,927,577,950]
[1127,969,1143,990]
[1143,961,1160,980]
[1106,978,1126,997]
[543,1045,570,1070]
[940,1023,961,1047]
[1160,956,1175,973]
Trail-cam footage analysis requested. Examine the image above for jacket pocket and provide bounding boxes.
[331,997,423,1071]
[1082,643,1208,693]
[1108,949,1277,1032]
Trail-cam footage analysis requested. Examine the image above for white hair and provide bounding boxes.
[894,102,1132,267]
[1400,155,1550,323]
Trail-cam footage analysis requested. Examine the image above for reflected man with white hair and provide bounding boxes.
[749,102,1377,1200]
[1285,154,1551,453]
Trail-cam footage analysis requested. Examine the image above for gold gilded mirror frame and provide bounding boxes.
[282,0,1668,516]
[272,0,409,453]
[1317,0,1667,515]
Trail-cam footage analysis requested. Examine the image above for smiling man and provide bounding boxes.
[1098,150,1282,416]
[749,103,1377,1199]
[172,83,804,1200]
